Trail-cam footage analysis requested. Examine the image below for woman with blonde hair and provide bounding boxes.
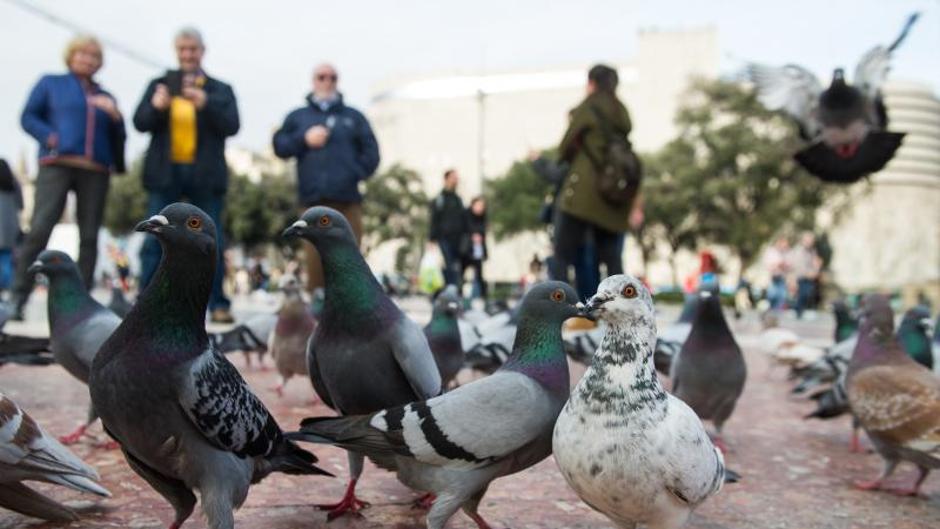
[9,34,126,319]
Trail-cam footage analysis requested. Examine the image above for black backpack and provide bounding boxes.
[588,105,642,208]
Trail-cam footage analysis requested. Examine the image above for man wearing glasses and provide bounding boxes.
[273,63,380,292]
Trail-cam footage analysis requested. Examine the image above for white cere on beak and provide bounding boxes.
[30,260,42,267]
[149,215,169,226]
[700,291,713,299]
[291,220,308,229]
[576,302,586,311]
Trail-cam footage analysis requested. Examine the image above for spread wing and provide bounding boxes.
[747,63,823,136]
[179,347,281,458]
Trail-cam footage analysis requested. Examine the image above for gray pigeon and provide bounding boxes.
[554,275,725,529]
[0,391,110,522]
[425,285,465,388]
[670,288,747,451]
[28,250,121,445]
[290,281,581,529]
[89,204,331,529]
[270,274,314,397]
[283,206,442,519]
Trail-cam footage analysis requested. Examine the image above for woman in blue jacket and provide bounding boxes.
[9,35,126,319]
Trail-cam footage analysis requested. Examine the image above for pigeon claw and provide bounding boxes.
[411,492,436,510]
[59,424,88,445]
[853,479,883,491]
[318,496,370,520]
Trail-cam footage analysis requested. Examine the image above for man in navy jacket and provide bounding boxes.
[133,27,239,322]
[273,63,380,292]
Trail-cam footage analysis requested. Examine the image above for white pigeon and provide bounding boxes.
[554,275,725,529]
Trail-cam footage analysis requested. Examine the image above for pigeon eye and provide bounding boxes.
[186,216,202,230]
[550,289,566,302]
[622,285,638,299]
[318,215,331,227]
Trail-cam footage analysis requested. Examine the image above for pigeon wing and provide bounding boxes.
[390,318,443,399]
[747,63,823,136]
[179,347,281,458]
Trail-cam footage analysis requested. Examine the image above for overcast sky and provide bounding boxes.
[1,0,938,169]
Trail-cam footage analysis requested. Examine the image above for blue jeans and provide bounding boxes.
[767,275,787,310]
[0,249,12,290]
[437,239,463,288]
[139,164,230,310]
[795,277,815,318]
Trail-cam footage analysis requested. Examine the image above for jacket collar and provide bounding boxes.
[306,92,345,112]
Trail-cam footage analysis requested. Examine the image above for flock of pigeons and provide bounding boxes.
[1,202,938,529]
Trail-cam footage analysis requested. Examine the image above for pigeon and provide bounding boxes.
[270,274,315,397]
[747,13,919,183]
[554,275,725,529]
[0,335,53,367]
[845,294,940,496]
[0,391,110,522]
[107,285,133,318]
[282,206,442,519]
[425,285,465,388]
[27,250,122,445]
[833,299,859,343]
[290,281,582,529]
[89,204,331,529]
[896,305,934,371]
[670,287,747,450]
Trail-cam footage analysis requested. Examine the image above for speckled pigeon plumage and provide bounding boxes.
[425,285,465,388]
[846,294,940,496]
[290,281,580,529]
[670,288,747,446]
[270,274,314,397]
[554,275,725,529]
[28,250,121,444]
[0,391,110,522]
[90,204,330,529]
[283,206,441,519]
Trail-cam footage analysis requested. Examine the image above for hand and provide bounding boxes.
[304,125,330,148]
[629,207,644,230]
[527,149,541,162]
[182,86,207,109]
[151,84,170,110]
[90,94,121,121]
[46,133,58,150]
[472,233,483,244]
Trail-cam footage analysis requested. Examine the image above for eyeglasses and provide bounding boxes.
[316,73,338,82]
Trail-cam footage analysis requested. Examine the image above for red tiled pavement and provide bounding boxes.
[1,313,939,529]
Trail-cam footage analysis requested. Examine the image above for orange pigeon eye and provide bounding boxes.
[318,215,331,227]
[186,216,202,230]
[622,285,638,298]
[551,289,565,302]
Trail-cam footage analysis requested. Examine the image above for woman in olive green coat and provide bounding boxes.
[553,64,640,294]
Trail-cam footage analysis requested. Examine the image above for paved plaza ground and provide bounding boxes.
[1,292,938,529]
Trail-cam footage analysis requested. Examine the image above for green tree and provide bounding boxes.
[484,159,553,240]
[361,163,429,273]
[223,171,297,251]
[103,159,148,235]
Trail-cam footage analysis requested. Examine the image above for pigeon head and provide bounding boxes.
[432,285,462,318]
[897,306,933,368]
[278,273,303,294]
[858,294,894,340]
[518,281,582,323]
[135,203,216,258]
[584,274,653,324]
[27,250,80,280]
[282,207,356,248]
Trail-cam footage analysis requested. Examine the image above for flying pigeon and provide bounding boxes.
[290,281,581,529]
[270,274,314,397]
[425,285,466,388]
[846,294,940,496]
[554,275,725,529]
[89,204,331,529]
[28,250,122,445]
[747,13,919,183]
[0,391,110,522]
[282,206,442,519]
[670,287,747,451]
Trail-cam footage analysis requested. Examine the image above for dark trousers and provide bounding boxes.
[438,239,463,288]
[139,164,229,310]
[552,211,623,301]
[11,164,109,302]
[795,277,816,318]
[463,259,487,300]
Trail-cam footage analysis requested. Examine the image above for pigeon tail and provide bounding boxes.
[888,13,921,52]
[794,131,904,183]
[265,437,334,478]
[290,415,405,472]
[45,472,111,497]
[0,482,79,522]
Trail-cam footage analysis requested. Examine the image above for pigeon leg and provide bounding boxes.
[271,376,286,398]
[412,492,436,510]
[242,351,252,368]
[467,512,494,529]
[316,478,370,520]
[849,428,861,453]
[257,351,269,371]
[59,424,88,445]
[887,467,930,497]
[854,459,898,491]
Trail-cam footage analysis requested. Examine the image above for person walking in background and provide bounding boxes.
[463,196,488,301]
[790,231,822,319]
[553,64,642,301]
[0,160,23,296]
[428,169,468,288]
[9,35,125,319]
[764,235,791,311]
[134,27,239,323]
[273,62,380,292]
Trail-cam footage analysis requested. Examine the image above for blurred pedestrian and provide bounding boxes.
[9,35,126,319]
[554,64,642,299]
[790,231,822,318]
[134,27,239,323]
[463,196,488,301]
[764,236,791,310]
[428,169,468,288]
[0,160,23,295]
[273,62,380,292]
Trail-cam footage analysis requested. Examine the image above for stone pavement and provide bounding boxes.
[1,294,939,529]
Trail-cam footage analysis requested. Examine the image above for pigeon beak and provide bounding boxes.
[446,301,460,312]
[579,297,604,321]
[26,260,44,276]
[282,219,308,239]
[135,215,169,234]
